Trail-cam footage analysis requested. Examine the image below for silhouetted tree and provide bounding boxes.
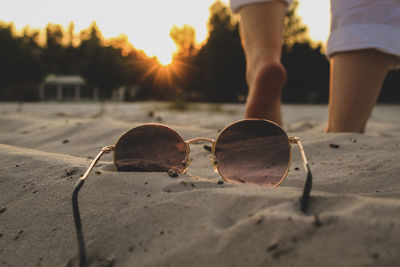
[40,23,66,74]
[78,23,126,98]
[380,69,400,103]
[279,0,329,103]
[1,0,398,104]
[0,23,43,100]
[67,21,76,47]
[193,0,246,102]
[170,24,196,57]
[282,42,329,103]
[283,0,309,47]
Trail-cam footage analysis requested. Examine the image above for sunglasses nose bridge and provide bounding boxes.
[185,137,215,146]
[185,137,218,174]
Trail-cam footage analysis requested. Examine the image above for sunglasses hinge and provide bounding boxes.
[101,146,115,154]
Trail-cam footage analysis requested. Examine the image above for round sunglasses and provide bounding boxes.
[71,119,312,266]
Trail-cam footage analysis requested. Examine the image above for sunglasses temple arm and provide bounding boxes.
[290,137,313,213]
[72,146,113,267]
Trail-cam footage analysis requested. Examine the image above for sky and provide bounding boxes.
[0,0,330,64]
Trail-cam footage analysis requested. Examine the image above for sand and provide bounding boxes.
[0,102,399,267]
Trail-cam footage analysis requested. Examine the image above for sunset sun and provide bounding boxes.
[157,54,173,66]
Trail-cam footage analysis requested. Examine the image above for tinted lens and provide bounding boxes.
[114,125,187,173]
[214,120,290,186]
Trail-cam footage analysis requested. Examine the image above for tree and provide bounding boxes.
[380,69,400,103]
[194,0,247,102]
[0,23,43,100]
[283,0,310,48]
[67,21,77,47]
[40,23,67,74]
[282,43,329,103]
[78,23,126,99]
[170,24,196,57]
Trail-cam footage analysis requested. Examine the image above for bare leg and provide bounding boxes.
[326,49,398,133]
[238,1,287,126]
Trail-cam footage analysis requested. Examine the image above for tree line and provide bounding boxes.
[0,0,398,103]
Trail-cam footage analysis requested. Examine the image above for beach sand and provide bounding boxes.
[1,102,399,266]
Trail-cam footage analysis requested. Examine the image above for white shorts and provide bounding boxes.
[230,0,400,61]
[230,0,292,12]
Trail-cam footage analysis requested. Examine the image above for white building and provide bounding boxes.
[39,75,99,101]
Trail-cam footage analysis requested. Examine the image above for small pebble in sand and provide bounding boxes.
[64,169,76,176]
[62,139,69,144]
[267,243,278,251]
[217,180,224,185]
[313,215,322,228]
[95,171,102,175]
[294,167,300,171]
[255,216,264,225]
[203,145,212,152]
[0,207,7,214]
[13,232,23,241]
[168,169,179,178]
[329,143,340,149]
[371,252,380,260]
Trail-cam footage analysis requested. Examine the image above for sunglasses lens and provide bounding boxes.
[215,120,290,186]
[114,125,187,173]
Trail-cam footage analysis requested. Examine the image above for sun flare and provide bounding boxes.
[157,53,173,66]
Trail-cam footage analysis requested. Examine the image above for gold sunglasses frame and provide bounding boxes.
[72,119,312,267]
[80,119,308,187]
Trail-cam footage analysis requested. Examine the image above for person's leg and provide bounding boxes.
[326,0,400,132]
[326,49,398,133]
[238,1,288,126]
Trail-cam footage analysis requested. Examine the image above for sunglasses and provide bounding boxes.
[71,119,312,266]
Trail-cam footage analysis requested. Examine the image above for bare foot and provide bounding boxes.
[245,61,287,126]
